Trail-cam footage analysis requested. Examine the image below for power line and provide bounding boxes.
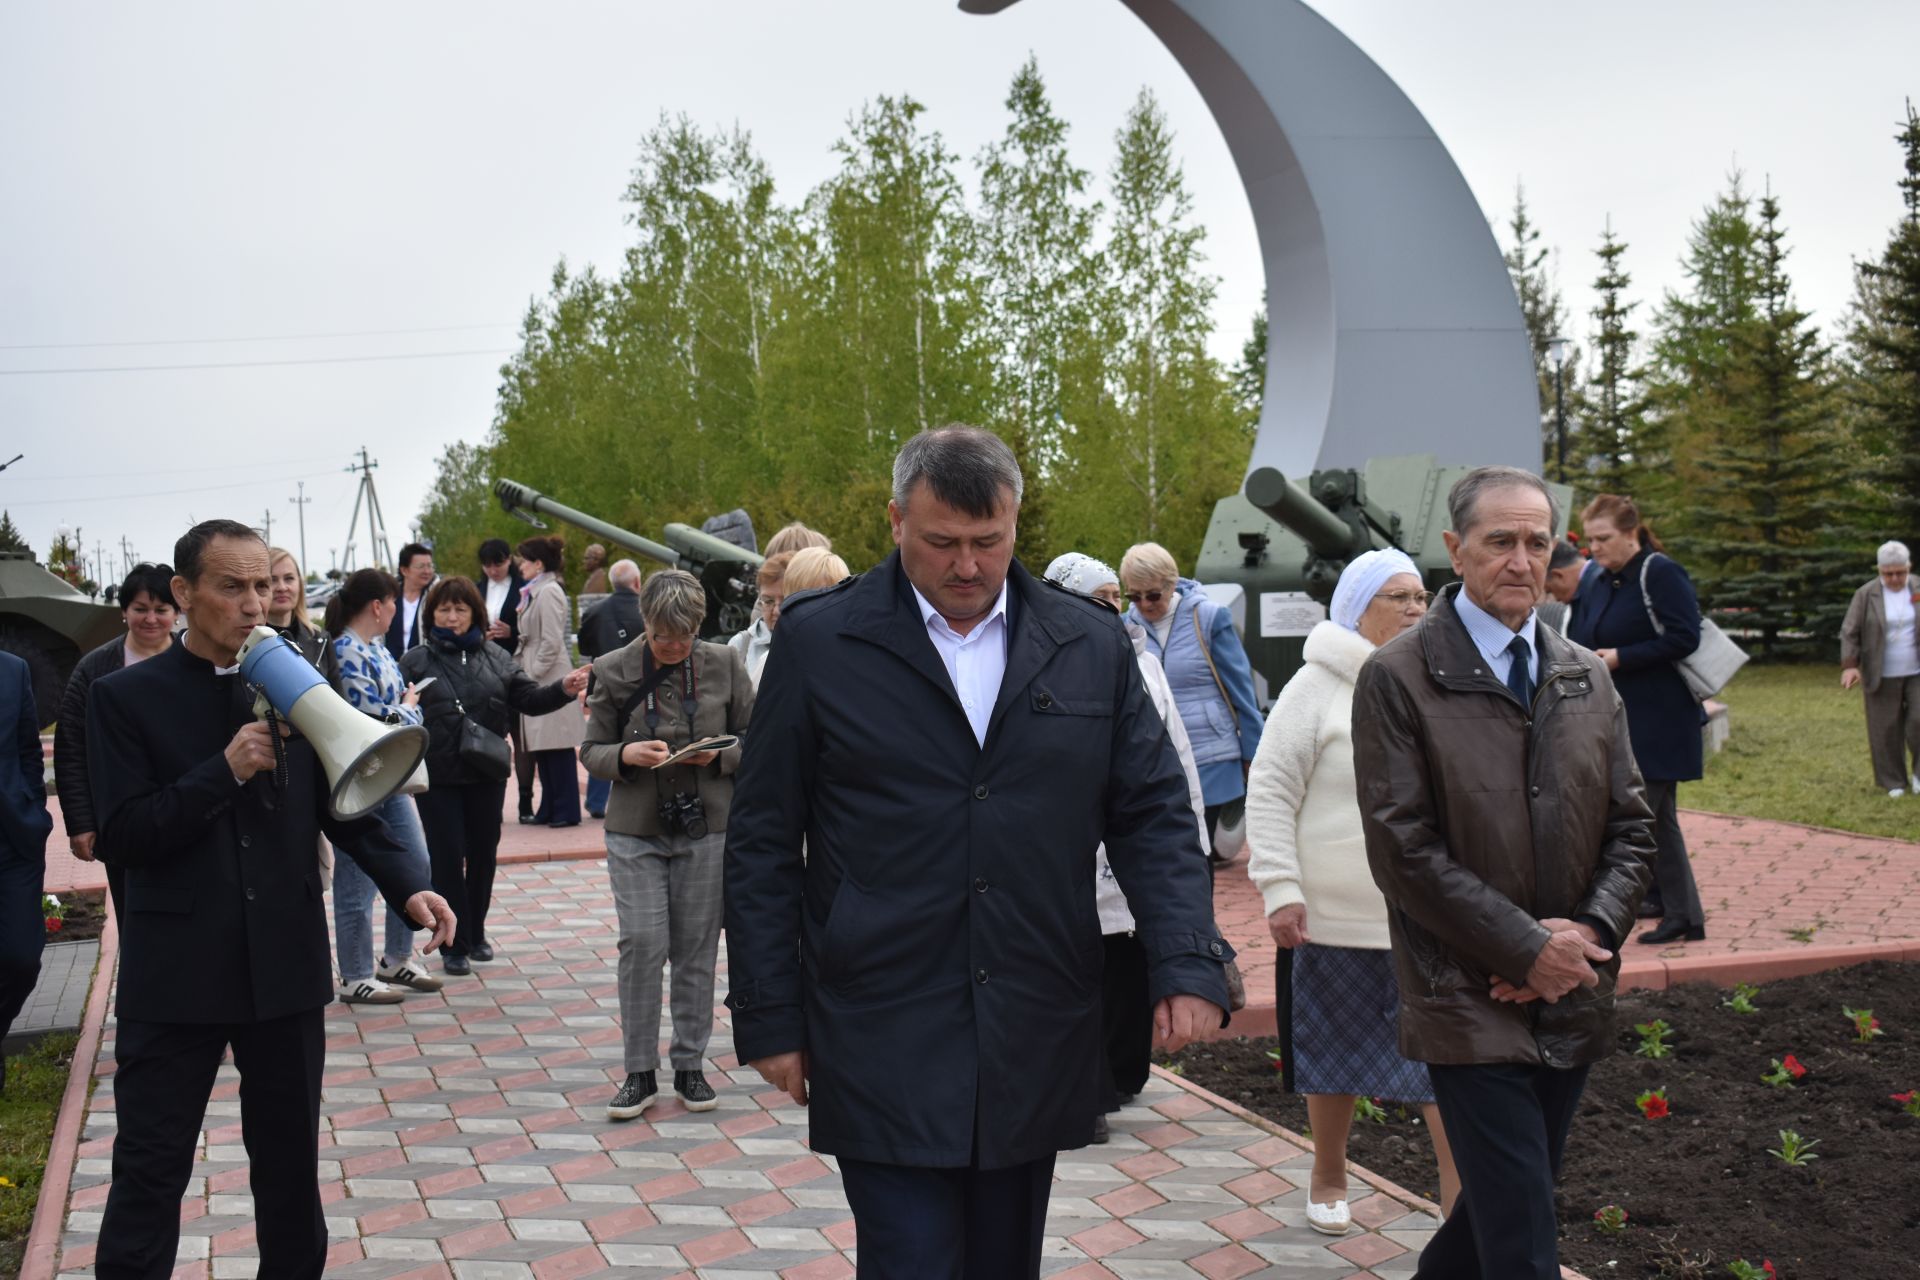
[0,469,339,508]
[0,347,511,376]
[19,454,343,482]
[0,322,516,352]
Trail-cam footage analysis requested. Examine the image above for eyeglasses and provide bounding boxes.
[1124,589,1166,606]
[1374,589,1434,608]
[757,595,783,611]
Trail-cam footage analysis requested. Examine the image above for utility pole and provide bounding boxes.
[119,535,134,581]
[290,481,311,574]
[94,540,105,596]
[260,506,275,548]
[341,447,391,570]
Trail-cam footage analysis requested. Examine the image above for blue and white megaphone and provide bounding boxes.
[235,624,429,820]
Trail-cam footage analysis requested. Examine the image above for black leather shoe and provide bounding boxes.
[674,1070,719,1112]
[1636,899,1666,919]
[549,820,581,829]
[443,953,472,976]
[607,1071,657,1121]
[1639,919,1705,945]
[518,810,539,825]
[1092,1113,1110,1144]
[470,942,495,962]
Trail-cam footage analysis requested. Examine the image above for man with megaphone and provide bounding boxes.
[85,518,457,1280]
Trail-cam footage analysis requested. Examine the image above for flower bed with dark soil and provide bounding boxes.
[1160,960,1920,1279]
[42,888,107,943]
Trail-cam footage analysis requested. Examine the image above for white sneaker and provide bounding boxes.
[339,977,406,1005]
[1910,774,1919,792]
[378,957,445,992]
[1305,1197,1352,1235]
[1891,788,1907,798]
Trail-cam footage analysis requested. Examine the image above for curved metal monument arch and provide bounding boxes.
[964,0,1538,476]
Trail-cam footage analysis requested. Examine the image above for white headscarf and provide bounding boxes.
[1329,548,1422,632]
[1044,552,1119,597]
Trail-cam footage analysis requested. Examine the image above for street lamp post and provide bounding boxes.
[1546,335,1572,482]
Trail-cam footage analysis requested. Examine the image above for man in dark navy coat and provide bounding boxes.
[88,519,455,1279]
[724,426,1232,1279]
[0,649,54,1089]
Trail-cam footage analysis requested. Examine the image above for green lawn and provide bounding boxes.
[0,1034,79,1279]
[1689,661,1920,840]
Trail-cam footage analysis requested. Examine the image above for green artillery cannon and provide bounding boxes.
[493,479,764,639]
[1193,456,1572,698]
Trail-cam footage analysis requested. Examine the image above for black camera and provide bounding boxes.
[658,790,708,840]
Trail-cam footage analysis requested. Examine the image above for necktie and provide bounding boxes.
[1505,634,1535,707]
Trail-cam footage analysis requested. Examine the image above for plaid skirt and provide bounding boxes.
[1290,943,1434,1103]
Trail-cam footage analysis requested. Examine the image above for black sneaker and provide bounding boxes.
[674,1069,719,1112]
[607,1071,657,1121]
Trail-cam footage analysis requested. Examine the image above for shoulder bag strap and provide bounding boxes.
[1189,601,1240,735]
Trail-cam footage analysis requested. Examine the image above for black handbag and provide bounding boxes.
[428,651,513,780]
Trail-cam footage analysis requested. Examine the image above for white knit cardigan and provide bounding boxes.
[1243,619,1392,950]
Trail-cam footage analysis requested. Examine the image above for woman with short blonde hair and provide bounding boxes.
[782,547,851,596]
[764,522,832,558]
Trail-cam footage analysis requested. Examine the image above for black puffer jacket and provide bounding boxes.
[55,636,129,837]
[400,632,572,787]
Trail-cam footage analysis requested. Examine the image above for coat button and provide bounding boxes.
[245,887,256,901]
[975,968,990,984]
[1209,941,1223,956]
[240,835,252,848]
[1036,692,1053,710]
[734,993,752,1009]
[974,878,989,893]
[1530,785,1541,797]
[973,785,989,800]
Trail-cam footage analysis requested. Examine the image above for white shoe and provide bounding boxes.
[1305,1198,1352,1235]
[1910,774,1919,792]
[339,977,406,1005]
[1891,788,1907,798]
[378,957,445,992]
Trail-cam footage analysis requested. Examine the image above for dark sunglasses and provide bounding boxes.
[1124,589,1166,605]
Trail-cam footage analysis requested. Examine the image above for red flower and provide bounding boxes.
[1764,1263,1776,1278]
[1635,1090,1670,1119]
[1894,1091,1916,1104]
[1782,1054,1807,1079]
[45,917,62,933]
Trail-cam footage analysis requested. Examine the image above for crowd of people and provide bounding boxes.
[3,423,1915,1280]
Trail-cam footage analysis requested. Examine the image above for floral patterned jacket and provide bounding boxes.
[333,629,424,726]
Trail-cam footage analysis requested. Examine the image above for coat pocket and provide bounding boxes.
[1031,687,1114,718]
[127,883,193,915]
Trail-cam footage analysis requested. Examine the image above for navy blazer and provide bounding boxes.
[1569,549,1706,782]
[384,582,435,662]
[487,569,526,656]
[723,554,1232,1170]
[2,651,53,860]
[89,642,430,1023]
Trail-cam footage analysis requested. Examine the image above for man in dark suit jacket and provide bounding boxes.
[89,520,455,1280]
[0,649,54,1089]
[477,538,539,819]
[383,541,436,661]
[725,426,1231,1280]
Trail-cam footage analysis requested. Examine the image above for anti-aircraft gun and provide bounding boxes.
[493,480,764,639]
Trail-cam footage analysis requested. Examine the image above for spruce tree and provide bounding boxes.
[1503,185,1581,477]
[1849,101,1920,541]
[1230,295,1267,434]
[1687,190,1853,651]
[1577,219,1650,499]
[0,510,26,553]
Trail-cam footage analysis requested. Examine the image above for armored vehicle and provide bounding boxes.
[0,551,125,726]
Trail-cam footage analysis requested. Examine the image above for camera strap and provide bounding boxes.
[639,646,699,746]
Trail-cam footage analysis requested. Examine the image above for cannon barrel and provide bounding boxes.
[494,479,762,571]
[1244,466,1360,561]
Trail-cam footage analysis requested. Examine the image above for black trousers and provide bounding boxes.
[1100,932,1151,1109]
[0,840,45,1060]
[1643,780,1705,929]
[97,1007,327,1280]
[531,749,581,825]
[511,720,536,813]
[838,1154,1055,1280]
[1416,1062,1590,1280]
[416,778,507,957]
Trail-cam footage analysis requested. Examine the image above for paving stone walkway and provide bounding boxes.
[46,858,1443,1279]
[3,940,98,1054]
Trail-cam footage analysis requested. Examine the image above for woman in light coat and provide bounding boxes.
[1047,552,1211,1144]
[1246,549,1458,1231]
[515,535,586,827]
[1840,540,1920,795]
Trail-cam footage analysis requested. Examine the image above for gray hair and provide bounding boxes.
[891,424,1023,517]
[608,558,643,591]
[1879,540,1911,569]
[638,568,707,637]
[1447,465,1561,537]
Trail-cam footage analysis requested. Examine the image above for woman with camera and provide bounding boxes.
[401,576,589,976]
[581,569,754,1120]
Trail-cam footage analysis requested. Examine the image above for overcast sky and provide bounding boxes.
[4,1,1915,584]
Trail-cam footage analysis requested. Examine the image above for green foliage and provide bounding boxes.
[0,1033,79,1272]
[1847,101,1920,539]
[432,68,1254,583]
[1724,982,1761,1014]
[1504,185,1581,475]
[1576,220,1651,501]
[0,511,25,553]
[1767,1128,1820,1166]
[1634,1019,1674,1059]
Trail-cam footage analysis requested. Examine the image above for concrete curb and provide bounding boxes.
[1148,1063,1593,1280]
[21,905,117,1280]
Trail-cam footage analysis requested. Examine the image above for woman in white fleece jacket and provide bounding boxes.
[1245,550,1460,1231]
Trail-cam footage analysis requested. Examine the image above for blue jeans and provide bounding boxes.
[586,775,611,817]
[332,794,430,982]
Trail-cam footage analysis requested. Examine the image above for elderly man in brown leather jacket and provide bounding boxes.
[1352,465,1655,1280]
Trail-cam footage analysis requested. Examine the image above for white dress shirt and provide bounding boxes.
[1453,587,1541,687]
[1884,586,1920,679]
[910,581,1011,747]
[401,593,423,646]
[485,574,511,626]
